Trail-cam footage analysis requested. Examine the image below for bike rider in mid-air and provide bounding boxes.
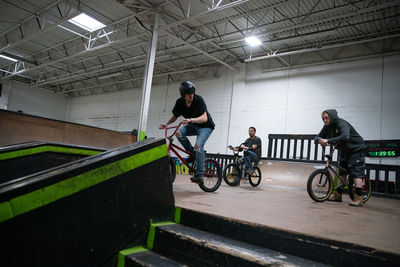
[315,109,367,206]
[159,81,215,184]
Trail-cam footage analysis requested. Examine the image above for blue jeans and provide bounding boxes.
[244,150,259,170]
[177,124,213,176]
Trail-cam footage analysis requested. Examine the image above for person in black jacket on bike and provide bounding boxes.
[315,109,366,206]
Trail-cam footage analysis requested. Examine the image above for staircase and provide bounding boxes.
[117,208,399,267]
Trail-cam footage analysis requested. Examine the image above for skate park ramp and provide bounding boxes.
[0,138,174,267]
[0,109,136,149]
[0,142,104,185]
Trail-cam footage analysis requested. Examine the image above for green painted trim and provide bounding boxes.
[139,131,146,141]
[117,246,148,267]
[0,144,168,223]
[146,221,175,250]
[0,145,101,161]
[174,207,181,224]
[0,201,13,222]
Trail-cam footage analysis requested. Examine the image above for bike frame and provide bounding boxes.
[229,144,256,177]
[323,148,362,189]
[164,122,196,173]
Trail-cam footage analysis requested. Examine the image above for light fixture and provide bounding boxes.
[0,54,18,62]
[245,36,262,46]
[68,13,105,32]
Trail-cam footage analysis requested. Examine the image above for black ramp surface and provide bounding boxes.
[0,152,86,183]
[0,138,175,267]
[0,142,104,185]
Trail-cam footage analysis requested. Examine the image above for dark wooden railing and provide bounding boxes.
[366,164,400,198]
[266,134,338,162]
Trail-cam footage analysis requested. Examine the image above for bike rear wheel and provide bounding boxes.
[348,176,372,204]
[223,163,241,186]
[307,169,333,202]
[169,157,176,183]
[198,159,222,192]
[248,167,262,187]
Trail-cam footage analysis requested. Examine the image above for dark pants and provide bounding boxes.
[339,151,366,178]
[244,150,259,170]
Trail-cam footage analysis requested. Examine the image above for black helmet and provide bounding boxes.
[179,81,195,97]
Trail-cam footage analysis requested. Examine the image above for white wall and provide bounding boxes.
[0,79,11,109]
[67,55,400,163]
[5,81,68,120]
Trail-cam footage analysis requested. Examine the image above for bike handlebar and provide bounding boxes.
[163,122,183,139]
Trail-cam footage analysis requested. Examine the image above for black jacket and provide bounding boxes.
[315,109,366,155]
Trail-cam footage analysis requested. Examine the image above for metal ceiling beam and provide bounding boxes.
[166,33,236,71]
[58,67,200,94]
[262,51,400,73]
[218,0,400,46]
[1,0,250,80]
[245,34,400,63]
[0,6,78,53]
[0,0,64,37]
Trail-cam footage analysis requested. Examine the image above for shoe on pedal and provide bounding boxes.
[327,192,342,202]
[349,195,363,207]
[190,174,203,184]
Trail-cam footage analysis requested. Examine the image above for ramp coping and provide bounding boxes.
[0,145,102,161]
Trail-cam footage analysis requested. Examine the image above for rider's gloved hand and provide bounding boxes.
[159,124,167,129]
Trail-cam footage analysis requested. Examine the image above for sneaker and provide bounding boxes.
[349,195,363,207]
[190,174,203,184]
[186,155,196,164]
[327,192,342,202]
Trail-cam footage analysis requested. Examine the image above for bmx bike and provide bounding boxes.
[223,144,262,187]
[307,148,372,203]
[162,122,222,192]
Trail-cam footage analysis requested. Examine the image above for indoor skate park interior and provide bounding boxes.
[0,0,400,266]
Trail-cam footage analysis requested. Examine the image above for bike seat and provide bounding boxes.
[324,155,332,160]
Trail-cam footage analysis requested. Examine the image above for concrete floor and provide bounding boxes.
[173,160,400,255]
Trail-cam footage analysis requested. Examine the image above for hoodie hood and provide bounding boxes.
[323,109,339,124]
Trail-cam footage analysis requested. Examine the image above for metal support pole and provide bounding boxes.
[137,13,160,141]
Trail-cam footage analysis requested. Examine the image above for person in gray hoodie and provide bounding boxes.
[315,109,366,206]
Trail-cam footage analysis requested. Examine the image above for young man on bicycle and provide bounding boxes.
[315,109,367,206]
[159,81,215,184]
[240,127,262,174]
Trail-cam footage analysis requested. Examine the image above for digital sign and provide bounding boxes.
[365,140,399,157]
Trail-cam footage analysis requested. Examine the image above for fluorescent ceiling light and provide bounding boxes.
[245,36,262,46]
[0,54,18,62]
[68,13,105,32]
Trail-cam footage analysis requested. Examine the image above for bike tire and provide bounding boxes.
[348,176,372,204]
[169,157,176,183]
[199,159,222,192]
[307,169,333,202]
[223,163,241,186]
[248,167,262,187]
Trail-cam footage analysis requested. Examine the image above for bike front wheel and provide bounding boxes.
[248,167,262,187]
[198,159,222,192]
[223,163,241,186]
[348,176,372,204]
[307,169,333,202]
